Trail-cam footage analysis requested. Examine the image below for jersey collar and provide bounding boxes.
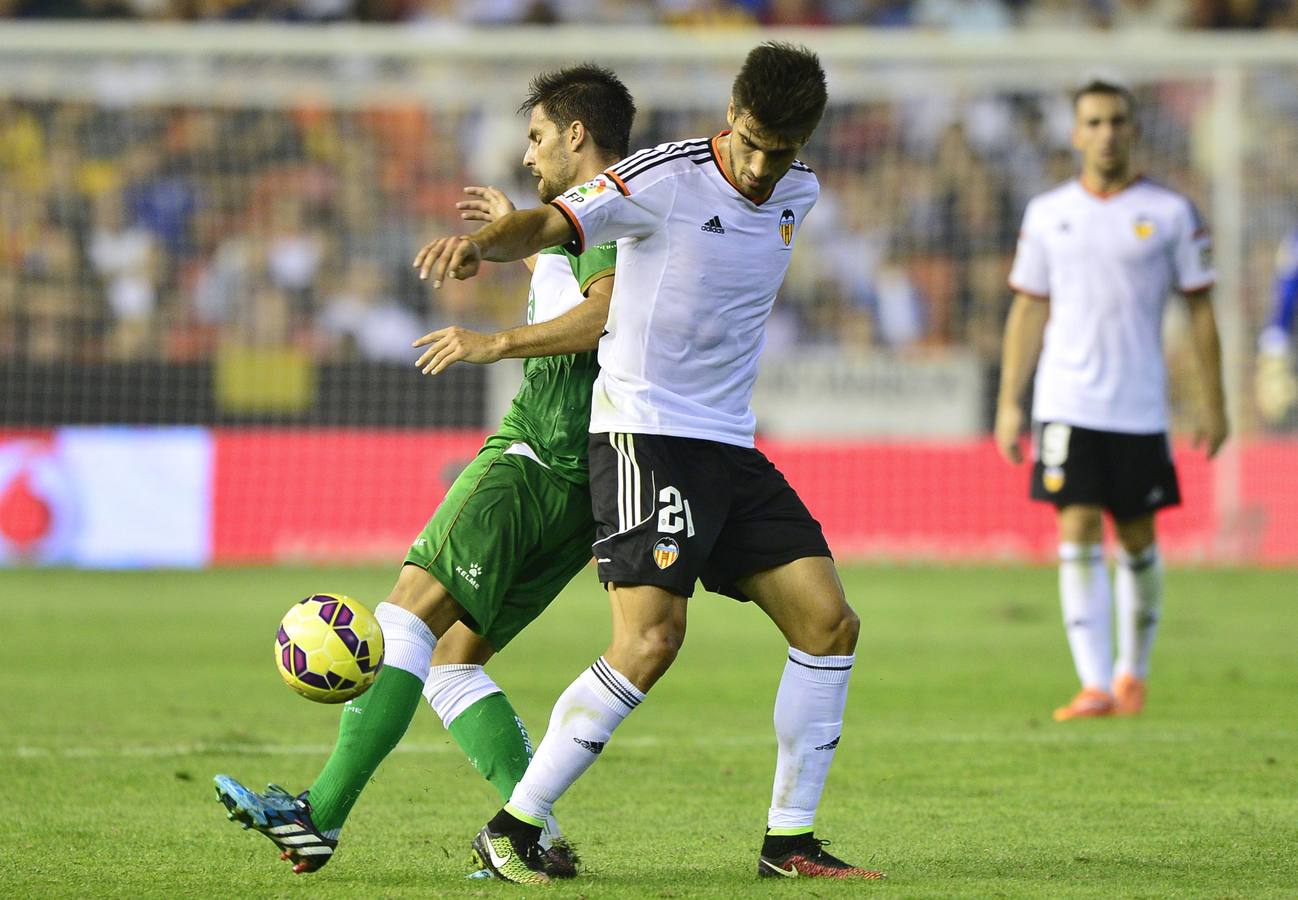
[1078,172,1144,200]
[710,130,776,206]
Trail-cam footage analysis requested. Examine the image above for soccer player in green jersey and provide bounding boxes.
[214,64,635,880]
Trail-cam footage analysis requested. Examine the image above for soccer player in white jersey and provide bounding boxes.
[995,80,1228,722]
[415,42,883,883]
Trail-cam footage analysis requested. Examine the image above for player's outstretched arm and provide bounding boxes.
[456,186,539,273]
[1185,288,1229,457]
[414,205,575,287]
[994,292,1050,464]
[412,275,613,375]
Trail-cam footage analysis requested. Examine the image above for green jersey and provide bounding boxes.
[497,241,616,484]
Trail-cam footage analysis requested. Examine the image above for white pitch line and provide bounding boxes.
[5,737,772,759]
[4,729,1253,760]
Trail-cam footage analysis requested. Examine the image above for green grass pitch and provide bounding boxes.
[5,564,1296,898]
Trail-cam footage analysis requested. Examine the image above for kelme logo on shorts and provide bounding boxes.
[652,537,680,570]
[455,562,483,589]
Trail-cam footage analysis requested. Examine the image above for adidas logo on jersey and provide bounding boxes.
[700,215,725,234]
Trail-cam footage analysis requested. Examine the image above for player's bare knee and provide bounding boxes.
[384,564,463,633]
[1058,505,1103,545]
[1118,534,1154,556]
[637,626,685,669]
[612,623,683,677]
[823,605,860,655]
[839,606,861,652]
[793,603,858,657]
[385,566,430,608]
[431,623,494,666]
[1116,516,1156,555]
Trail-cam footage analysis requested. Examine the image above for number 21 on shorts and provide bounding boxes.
[658,486,695,537]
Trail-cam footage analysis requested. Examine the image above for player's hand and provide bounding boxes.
[413,236,481,287]
[456,186,515,224]
[994,403,1025,465]
[1255,349,1297,424]
[412,326,504,374]
[1195,408,1229,459]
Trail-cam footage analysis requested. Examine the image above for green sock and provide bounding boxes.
[307,665,424,832]
[447,692,533,802]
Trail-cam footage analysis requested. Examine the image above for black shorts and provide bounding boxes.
[588,432,831,600]
[1030,420,1181,521]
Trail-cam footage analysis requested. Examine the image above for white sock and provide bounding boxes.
[506,657,644,822]
[374,602,436,681]
[1115,544,1162,680]
[768,647,854,830]
[422,664,501,728]
[1058,543,1113,691]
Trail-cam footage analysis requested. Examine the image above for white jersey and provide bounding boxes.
[1009,176,1215,433]
[551,133,818,447]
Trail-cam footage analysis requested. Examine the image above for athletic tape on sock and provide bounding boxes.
[423,664,501,728]
[374,602,436,679]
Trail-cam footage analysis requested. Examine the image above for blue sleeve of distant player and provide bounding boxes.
[1259,232,1298,352]
[1272,262,1298,335]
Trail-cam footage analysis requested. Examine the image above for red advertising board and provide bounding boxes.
[212,429,487,563]
[207,429,1298,566]
[5,428,1291,567]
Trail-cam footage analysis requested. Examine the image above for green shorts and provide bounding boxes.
[404,434,595,650]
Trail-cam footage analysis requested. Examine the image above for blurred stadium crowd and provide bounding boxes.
[3,0,1298,29]
[0,85,1217,368]
[2,19,1297,414]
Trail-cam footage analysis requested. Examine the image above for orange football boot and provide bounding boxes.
[1052,687,1116,722]
[1112,673,1146,715]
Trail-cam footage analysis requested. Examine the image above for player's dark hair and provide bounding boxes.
[519,63,636,159]
[1072,79,1136,114]
[730,41,827,143]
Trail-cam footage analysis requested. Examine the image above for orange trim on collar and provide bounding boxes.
[1079,173,1143,200]
[711,131,775,206]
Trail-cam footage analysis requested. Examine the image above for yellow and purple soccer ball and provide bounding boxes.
[275,594,384,703]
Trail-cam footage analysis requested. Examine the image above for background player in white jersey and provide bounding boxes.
[995,80,1228,722]
[415,42,883,884]
[212,65,632,881]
